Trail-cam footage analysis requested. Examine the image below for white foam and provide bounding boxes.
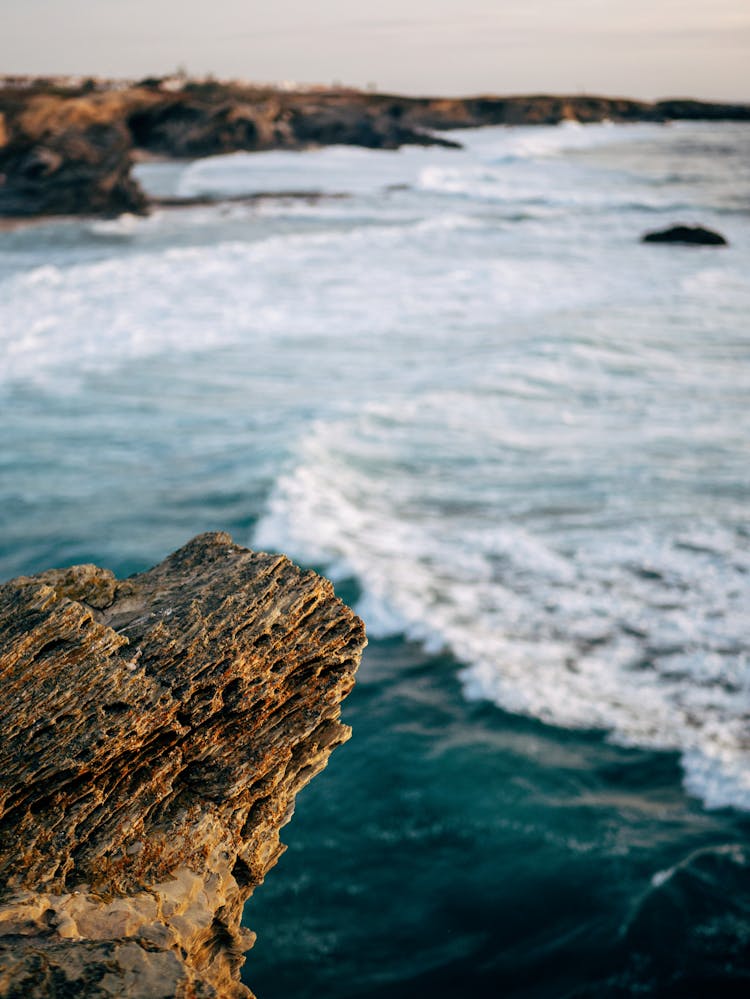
[0,205,620,391]
[172,122,670,205]
[176,142,458,199]
[3,119,749,814]
[254,393,750,811]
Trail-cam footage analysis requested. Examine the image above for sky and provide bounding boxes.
[1,0,748,101]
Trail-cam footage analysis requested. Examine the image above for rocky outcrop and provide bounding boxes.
[654,98,750,122]
[125,85,460,158]
[0,532,366,998]
[0,91,147,217]
[119,85,750,153]
[116,87,750,158]
[394,93,659,130]
[1,79,749,218]
[642,224,728,245]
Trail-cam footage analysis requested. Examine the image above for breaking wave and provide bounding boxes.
[255,395,750,811]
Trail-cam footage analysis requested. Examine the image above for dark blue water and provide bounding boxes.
[242,633,750,998]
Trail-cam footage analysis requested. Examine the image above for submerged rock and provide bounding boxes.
[641,224,728,246]
[0,532,366,998]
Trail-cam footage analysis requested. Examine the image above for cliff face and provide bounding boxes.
[0,92,147,217]
[0,532,366,998]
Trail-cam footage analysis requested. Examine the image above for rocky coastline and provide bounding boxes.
[0,532,366,998]
[1,76,749,217]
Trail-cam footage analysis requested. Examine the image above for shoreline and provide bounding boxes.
[2,111,749,997]
[0,189,352,231]
[2,79,750,219]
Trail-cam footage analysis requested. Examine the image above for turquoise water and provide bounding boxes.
[1,121,749,994]
[244,640,750,997]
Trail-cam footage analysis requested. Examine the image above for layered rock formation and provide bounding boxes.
[0,532,366,998]
[1,78,749,218]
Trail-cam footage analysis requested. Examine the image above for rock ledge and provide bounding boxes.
[0,533,366,998]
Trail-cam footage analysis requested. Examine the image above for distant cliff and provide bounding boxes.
[0,89,148,217]
[1,78,749,217]
[0,533,366,998]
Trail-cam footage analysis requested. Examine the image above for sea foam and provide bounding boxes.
[254,386,750,812]
[2,120,749,811]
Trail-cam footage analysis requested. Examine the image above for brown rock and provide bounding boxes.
[0,532,366,997]
[0,93,148,217]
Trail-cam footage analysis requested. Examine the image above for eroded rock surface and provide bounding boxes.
[0,532,366,997]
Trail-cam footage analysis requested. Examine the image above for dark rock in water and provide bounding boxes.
[0,532,366,998]
[642,224,728,246]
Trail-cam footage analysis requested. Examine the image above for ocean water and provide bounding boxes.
[1,120,749,995]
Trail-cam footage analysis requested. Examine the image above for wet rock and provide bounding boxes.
[0,532,366,998]
[642,224,728,246]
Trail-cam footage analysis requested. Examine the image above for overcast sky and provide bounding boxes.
[1,0,748,100]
